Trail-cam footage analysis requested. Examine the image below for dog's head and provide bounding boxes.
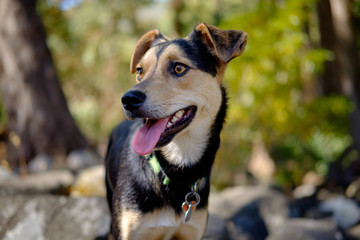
[122,23,247,158]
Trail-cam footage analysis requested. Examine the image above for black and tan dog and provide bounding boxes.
[105,23,247,240]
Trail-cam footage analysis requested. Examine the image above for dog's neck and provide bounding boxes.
[160,127,210,167]
[159,87,227,168]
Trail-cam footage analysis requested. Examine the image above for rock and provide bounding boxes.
[267,219,344,240]
[45,197,110,240]
[293,184,316,199]
[28,154,53,173]
[203,214,229,240]
[0,165,16,180]
[66,149,102,171]
[0,195,110,240]
[209,185,288,235]
[289,184,318,218]
[0,170,74,195]
[302,171,324,186]
[348,224,360,239]
[71,165,106,197]
[227,201,268,240]
[319,196,360,228]
[346,178,360,202]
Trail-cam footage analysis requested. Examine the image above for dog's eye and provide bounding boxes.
[136,67,144,80]
[173,64,188,76]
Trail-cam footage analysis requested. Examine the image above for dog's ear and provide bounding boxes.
[191,23,248,63]
[130,30,166,74]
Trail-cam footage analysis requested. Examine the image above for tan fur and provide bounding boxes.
[119,209,142,240]
[131,44,223,166]
[115,24,248,240]
[119,207,207,240]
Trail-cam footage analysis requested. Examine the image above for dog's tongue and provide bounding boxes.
[132,118,169,155]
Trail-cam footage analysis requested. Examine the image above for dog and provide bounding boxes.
[105,23,247,240]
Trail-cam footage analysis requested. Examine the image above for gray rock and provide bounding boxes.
[0,195,110,240]
[319,196,360,228]
[0,166,16,180]
[28,154,53,173]
[293,184,317,199]
[209,185,288,234]
[227,201,268,240]
[66,149,102,171]
[70,165,106,197]
[267,219,344,240]
[203,214,229,240]
[348,224,360,239]
[0,170,74,195]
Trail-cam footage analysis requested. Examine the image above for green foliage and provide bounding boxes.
[216,0,352,186]
[38,0,155,141]
[36,0,354,188]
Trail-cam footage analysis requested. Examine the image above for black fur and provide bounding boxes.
[103,23,248,239]
[105,87,227,238]
[154,38,220,77]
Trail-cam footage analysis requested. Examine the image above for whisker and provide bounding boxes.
[204,106,213,118]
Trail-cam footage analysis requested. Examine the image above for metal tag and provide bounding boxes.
[182,192,200,222]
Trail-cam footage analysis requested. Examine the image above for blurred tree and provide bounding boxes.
[0,0,89,171]
[38,0,157,142]
[7,0,355,188]
[206,0,353,188]
[318,0,360,187]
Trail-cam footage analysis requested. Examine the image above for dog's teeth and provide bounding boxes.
[167,122,173,128]
[175,110,185,118]
[171,116,178,123]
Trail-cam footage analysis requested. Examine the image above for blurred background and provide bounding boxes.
[2,0,359,191]
[1,0,360,239]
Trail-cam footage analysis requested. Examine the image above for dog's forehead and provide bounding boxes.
[149,38,219,76]
[153,40,189,60]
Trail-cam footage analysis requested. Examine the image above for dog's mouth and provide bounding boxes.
[132,106,197,155]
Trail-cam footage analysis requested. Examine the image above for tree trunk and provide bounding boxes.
[318,0,360,184]
[328,0,360,159]
[171,0,185,37]
[317,0,342,95]
[0,0,90,171]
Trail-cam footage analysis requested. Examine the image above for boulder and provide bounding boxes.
[28,154,53,173]
[209,185,288,234]
[226,201,268,240]
[66,149,102,171]
[0,195,110,240]
[319,196,360,228]
[267,219,344,240]
[203,214,229,240]
[0,170,74,195]
[71,165,106,197]
[0,165,16,180]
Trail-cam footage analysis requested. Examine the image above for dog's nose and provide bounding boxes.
[122,90,147,111]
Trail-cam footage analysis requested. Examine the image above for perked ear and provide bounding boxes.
[130,29,167,74]
[191,23,248,63]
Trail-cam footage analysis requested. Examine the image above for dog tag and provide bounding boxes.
[182,201,197,222]
[182,192,200,222]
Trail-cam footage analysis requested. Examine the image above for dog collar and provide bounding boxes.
[147,153,171,185]
[147,153,202,190]
[147,153,202,222]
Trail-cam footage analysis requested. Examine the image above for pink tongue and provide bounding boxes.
[132,117,169,155]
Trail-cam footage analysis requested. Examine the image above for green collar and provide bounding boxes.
[148,153,171,186]
[147,153,202,189]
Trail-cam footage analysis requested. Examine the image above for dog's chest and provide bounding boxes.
[120,207,207,240]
